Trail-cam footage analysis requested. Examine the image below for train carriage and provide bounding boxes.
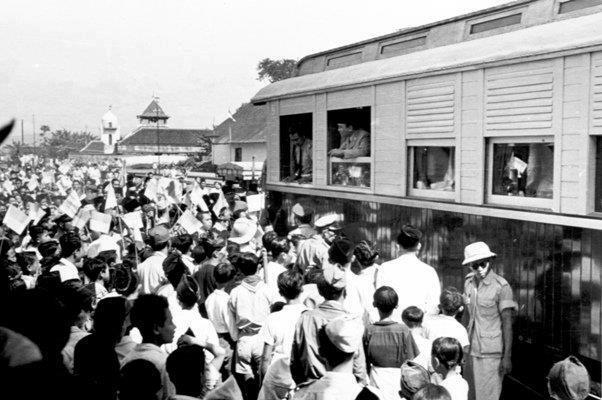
[252,0,602,397]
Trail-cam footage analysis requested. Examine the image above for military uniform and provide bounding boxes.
[464,270,517,400]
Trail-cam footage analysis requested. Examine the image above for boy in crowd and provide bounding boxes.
[82,257,110,302]
[228,252,275,399]
[423,287,469,354]
[121,294,176,399]
[402,306,432,370]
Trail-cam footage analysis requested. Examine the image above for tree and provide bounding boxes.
[5,140,25,159]
[257,58,297,83]
[39,124,51,137]
[38,129,98,159]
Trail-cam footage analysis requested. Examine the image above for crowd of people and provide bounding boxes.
[0,157,593,400]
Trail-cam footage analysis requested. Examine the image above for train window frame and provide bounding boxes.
[594,136,602,213]
[556,0,602,15]
[486,136,556,209]
[407,139,457,200]
[463,7,526,40]
[279,113,314,185]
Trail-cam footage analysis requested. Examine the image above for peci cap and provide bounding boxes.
[462,241,497,265]
[148,225,170,245]
[324,315,363,353]
[547,356,590,400]
[314,214,342,230]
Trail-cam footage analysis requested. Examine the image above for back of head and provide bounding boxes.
[113,262,138,297]
[412,384,451,400]
[270,237,290,259]
[232,252,259,276]
[130,294,168,341]
[373,286,398,314]
[277,269,304,300]
[176,275,199,310]
[94,296,127,345]
[353,240,379,268]
[396,224,422,250]
[213,262,236,285]
[83,257,108,282]
[431,337,463,371]
[120,359,162,400]
[172,234,193,254]
[60,231,81,258]
[402,306,424,328]
[162,252,188,289]
[547,356,591,400]
[166,344,205,397]
[328,238,354,266]
[261,231,278,253]
[439,287,464,316]
[191,245,206,264]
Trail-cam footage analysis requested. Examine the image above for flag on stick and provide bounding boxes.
[58,191,82,218]
[3,205,30,234]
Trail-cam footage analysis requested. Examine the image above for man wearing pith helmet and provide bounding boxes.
[462,241,517,400]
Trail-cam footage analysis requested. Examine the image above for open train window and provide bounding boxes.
[327,107,371,188]
[279,113,313,184]
[487,137,555,209]
[595,137,602,212]
[408,140,456,200]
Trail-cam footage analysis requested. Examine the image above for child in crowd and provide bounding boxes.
[413,384,452,400]
[423,288,469,353]
[431,337,468,400]
[228,252,275,399]
[82,257,110,302]
[363,286,418,400]
[402,306,432,370]
[205,262,237,379]
[258,269,306,400]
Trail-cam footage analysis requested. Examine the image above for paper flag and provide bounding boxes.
[122,211,143,230]
[175,210,203,234]
[189,182,209,212]
[105,184,118,210]
[144,179,158,202]
[212,191,229,213]
[246,194,265,213]
[72,209,92,230]
[58,191,82,218]
[512,156,528,175]
[89,211,112,234]
[3,205,30,234]
[28,204,46,225]
[27,179,38,191]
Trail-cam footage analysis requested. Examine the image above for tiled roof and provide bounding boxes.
[119,128,212,147]
[79,140,107,154]
[137,99,169,119]
[213,103,267,144]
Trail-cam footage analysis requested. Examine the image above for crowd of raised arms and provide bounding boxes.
[0,157,591,400]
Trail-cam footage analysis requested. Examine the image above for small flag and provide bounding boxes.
[105,184,118,210]
[189,182,209,211]
[122,211,143,230]
[246,194,265,213]
[144,179,158,202]
[89,211,112,234]
[175,210,203,234]
[3,205,30,234]
[58,191,82,218]
[212,191,229,214]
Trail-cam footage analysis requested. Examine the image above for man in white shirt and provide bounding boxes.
[137,226,170,294]
[50,232,83,283]
[376,225,441,319]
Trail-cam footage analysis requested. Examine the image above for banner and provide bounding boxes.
[3,205,30,234]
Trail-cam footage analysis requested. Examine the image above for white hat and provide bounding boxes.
[314,214,342,229]
[462,241,496,265]
[325,315,363,353]
[228,218,258,245]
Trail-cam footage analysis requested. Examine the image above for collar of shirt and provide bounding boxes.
[59,258,77,270]
[374,319,398,326]
[318,300,346,312]
[471,270,495,286]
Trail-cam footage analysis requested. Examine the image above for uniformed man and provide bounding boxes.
[294,214,341,271]
[287,203,317,240]
[462,241,517,400]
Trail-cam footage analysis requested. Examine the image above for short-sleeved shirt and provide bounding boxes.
[423,314,469,348]
[363,320,418,368]
[464,270,517,357]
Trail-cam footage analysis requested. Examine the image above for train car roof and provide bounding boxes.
[252,11,602,104]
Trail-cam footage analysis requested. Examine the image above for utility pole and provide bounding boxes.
[21,119,24,144]
[32,114,36,150]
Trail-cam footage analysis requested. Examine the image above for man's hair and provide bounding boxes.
[172,234,193,254]
[59,232,81,258]
[176,275,199,310]
[191,245,206,264]
[94,296,128,344]
[166,345,205,397]
[213,262,236,284]
[149,239,169,252]
[130,294,169,340]
[439,287,464,316]
[82,257,108,282]
[295,213,312,225]
[262,231,278,252]
[277,269,304,300]
[271,237,290,259]
[58,284,95,325]
[373,286,398,314]
[396,224,422,250]
[402,306,424,328]
[232,252,259,276]
[163,253,188,289]
[316,271,345,301]
[412,384,452,400]
[96,250,117,266]
[120,359,162,400]
[113,262,138,297]
[431,337,463,371]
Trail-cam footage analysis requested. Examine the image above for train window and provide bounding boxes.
[594,137,602,212]
[327,107,371,188]
[279,113,313,184]
[487,137,555,208]
[558,0,602,14]
[469,13,522,34]
[408,144,455,199]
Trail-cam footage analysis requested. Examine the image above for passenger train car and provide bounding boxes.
[252,0,602,397]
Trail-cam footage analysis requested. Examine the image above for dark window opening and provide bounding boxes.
[280,113,313,183]
[595,137,602,212]
[380,36,426,55]
[559,0,602,13]
[326,52,362,69]
[234,147,242,162]
[470,13,522,34]
[327,107,371,188]
[411,146,455,191]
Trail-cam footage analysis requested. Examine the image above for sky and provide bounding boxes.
[0,0,507,143]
